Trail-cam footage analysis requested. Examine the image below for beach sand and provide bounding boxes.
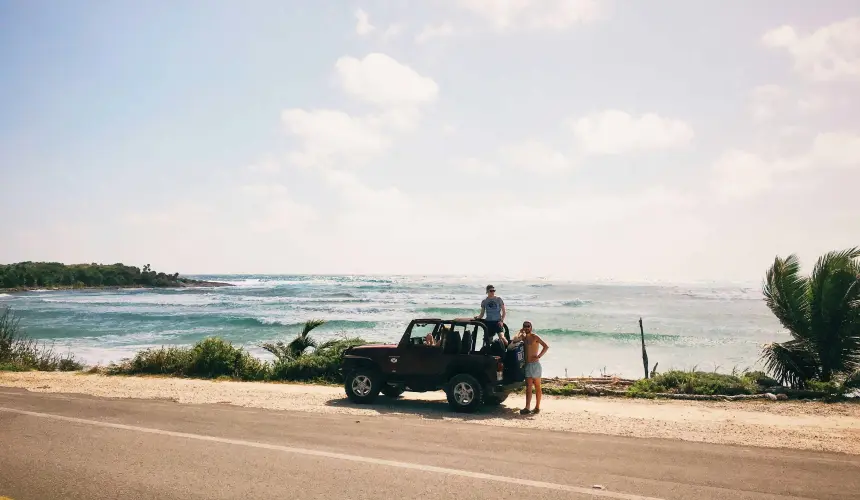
[3,371,859,455]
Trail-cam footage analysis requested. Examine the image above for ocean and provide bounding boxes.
[0,275,787,379]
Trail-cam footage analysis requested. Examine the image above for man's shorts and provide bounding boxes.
[482,319,504,344]
[525,361,542,379]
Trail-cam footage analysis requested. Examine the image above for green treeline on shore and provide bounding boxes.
[0,262,204,290]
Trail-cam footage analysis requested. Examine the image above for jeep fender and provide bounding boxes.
[342,355,380,372]
[444,367,490,386]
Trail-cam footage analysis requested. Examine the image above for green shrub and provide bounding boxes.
[237,352,269,381]
[109,337,267,380]
[539,383,584,396]
[0,306,83,372]
[741,370,779,388]
[269,337,366,384]
[187,337,246,378]
[102,334,367,384]
[806,380,844,396]
[57,356,83,371]
[0,361,30,372]
[271,355,337,383]
[628,370,757,396]
[110,346,194,375]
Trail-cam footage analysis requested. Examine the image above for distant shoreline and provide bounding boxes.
[0,279,233,293]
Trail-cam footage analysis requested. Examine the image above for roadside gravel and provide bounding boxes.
[3,371,859,455]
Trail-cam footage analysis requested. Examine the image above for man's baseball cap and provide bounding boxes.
[486,284,495,292]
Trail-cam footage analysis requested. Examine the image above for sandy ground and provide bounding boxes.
[3,371,860,455]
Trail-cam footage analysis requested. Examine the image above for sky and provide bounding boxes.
[0,1,858,282]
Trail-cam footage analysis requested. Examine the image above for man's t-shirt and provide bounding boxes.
[481,296,504,321]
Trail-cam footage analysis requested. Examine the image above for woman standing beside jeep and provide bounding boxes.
[511,321,548,415]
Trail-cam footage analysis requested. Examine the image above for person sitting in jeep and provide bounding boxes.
[424,326,447,347]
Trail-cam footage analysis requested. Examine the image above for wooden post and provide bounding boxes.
[639,317,649,379]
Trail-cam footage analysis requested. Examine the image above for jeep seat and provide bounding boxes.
[444,329,461,354]
[461,330,473,354]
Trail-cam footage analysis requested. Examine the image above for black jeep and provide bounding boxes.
[340,318,526,412]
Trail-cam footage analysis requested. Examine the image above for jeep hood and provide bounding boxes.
[345,344,397,356]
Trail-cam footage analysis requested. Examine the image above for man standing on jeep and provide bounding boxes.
[475,284,507,348]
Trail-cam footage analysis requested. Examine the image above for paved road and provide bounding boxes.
[1,388,858,500]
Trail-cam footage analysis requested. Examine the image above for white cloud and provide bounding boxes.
[459,0,602,32]
[322,169,409,209]
[354,9,375,36]
[415,22,455,44]
[500,139,572,173]
[749,84,790,122]
[797,95,829,114]
[123,203,214,228]
[749,84,831,122]
[711,132,860,198]
[498,186,694,227]
[245,158,281,174]
[569,110,695,155]
[303,166,701,277]
[248,198,318,234]
[239,184,317,233]
[363,106,423,132]
[454,157,498,175]
[334,53,439,107]
[282,108,391,169]
[241,183,289,198]
[808,132,860,168]
[382,23,404,41]
[711,150,776,199]
[762,17,860,82]
[282,53,439,169]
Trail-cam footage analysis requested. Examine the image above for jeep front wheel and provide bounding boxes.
[345,369,380,404]
[446,374,484,413]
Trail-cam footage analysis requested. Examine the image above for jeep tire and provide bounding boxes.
[381,385,405,399]
[345,369,381,404]
[446,374,484,413]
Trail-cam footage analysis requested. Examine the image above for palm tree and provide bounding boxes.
[261,319,326,362]
[760,247,860,389]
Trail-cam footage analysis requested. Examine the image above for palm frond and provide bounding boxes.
[316,336,366,357]
[287,335,318,359]
[843,370,860,392]
[760,340,818,388]
[260,340,293,362]
[808,247,860,379]
[260,319,327,362]
[301,319,326,338]
[839,258,860,375]
[762,254,811,340]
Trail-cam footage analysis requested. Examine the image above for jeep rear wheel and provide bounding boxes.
[345,369,380,404]
[446,374,483,413]
[381,386,405,399]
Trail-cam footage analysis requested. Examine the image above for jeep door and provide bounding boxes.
[395,321,446,386]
